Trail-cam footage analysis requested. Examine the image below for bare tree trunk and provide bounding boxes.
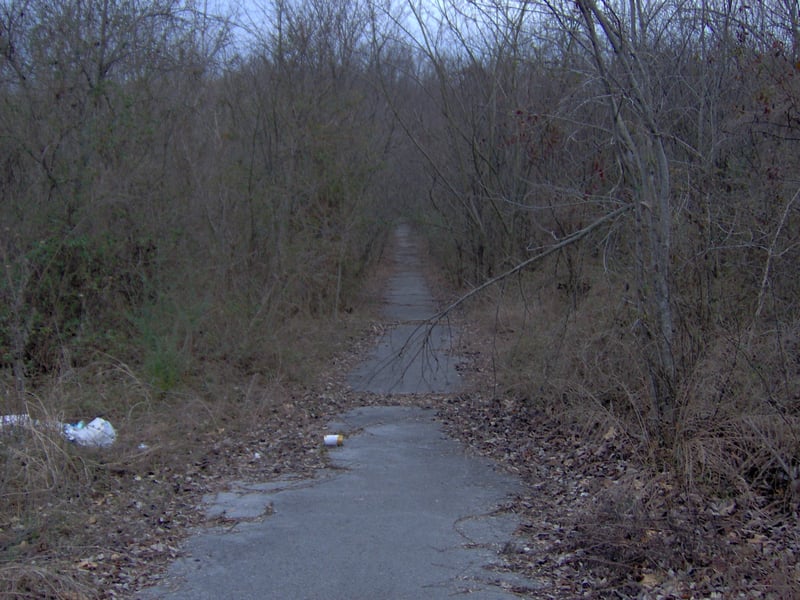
[574,0,676,442]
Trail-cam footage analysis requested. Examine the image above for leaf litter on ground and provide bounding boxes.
[4,304,799,599]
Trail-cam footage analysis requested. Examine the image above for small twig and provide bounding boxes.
[754,186,800,321]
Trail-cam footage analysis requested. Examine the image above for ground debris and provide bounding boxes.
[7,295,799,599]
[433,376,800,599]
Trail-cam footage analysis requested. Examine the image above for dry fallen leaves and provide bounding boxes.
[5,305,799,600]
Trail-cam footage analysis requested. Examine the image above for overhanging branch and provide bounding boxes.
[433,202,633,319]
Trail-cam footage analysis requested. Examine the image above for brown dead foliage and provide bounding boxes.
[0,244,422,599]
[0,329,431,599]
[437,325,800,599]
[433,258,800,598]
[4,249,799,599]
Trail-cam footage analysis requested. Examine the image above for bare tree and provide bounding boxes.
[560,0,677,440]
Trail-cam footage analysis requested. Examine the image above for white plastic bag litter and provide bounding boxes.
[62,417,117,447]
[1,414,116,447]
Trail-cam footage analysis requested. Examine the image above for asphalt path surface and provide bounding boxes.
[347,223,461,394]
[139,224,540,599]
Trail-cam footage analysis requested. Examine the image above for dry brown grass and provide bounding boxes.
[456,258,800,597]
[466,263,800,499]
[466,268,650,433]
[0,299,383,598]
[670,320,800,508]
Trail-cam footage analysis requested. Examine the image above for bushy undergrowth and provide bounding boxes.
[0,213,389,596]
[446,252,799,596]
[0,234,156,378]
[675,323,800,506]
[467,261,800,510]
[0,304,374,598]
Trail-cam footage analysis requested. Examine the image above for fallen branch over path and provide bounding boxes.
[432,203,633,319]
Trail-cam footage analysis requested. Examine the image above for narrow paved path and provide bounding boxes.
[140,224,539,599]
[348,223,461,394]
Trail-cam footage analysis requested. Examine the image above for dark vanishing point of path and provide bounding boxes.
[348,222,461,394]
[140,224,540,599]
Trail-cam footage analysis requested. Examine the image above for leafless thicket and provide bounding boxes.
[0,0,398,394]
[1,0,799,594]
[1,1,398,591]
[393,0,800,504]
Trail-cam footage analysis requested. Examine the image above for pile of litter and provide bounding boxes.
[0,414,116,447]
